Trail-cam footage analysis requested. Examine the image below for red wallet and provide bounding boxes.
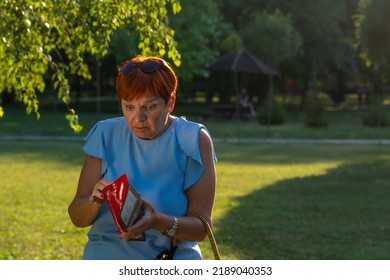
[102,174,144,232]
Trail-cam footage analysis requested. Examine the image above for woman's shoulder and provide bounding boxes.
[91,117,126,131]
[175,116,204,133]
[96,116,126,128]
[175,116,212,140]
[85,117,126,140]
[174,116,214,155]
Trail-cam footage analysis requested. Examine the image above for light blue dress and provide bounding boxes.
[81,116,216,260]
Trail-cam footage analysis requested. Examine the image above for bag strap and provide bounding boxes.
[156,238,178,260]
[188,213,222,260]
[156,213,222,260]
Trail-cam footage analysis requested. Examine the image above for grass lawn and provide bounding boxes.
[1,140,390,259]
[214,142,390,259]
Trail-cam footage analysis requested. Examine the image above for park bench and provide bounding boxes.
[212,104,236,119]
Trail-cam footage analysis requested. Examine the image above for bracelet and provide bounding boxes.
[165,216,178,237]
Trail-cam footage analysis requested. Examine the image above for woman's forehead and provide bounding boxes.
[122,96,162,104]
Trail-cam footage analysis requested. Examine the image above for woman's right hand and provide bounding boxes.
[89,178,109,207]
[69,155,104,227]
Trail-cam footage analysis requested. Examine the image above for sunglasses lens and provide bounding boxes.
[141,59,163,73]
[119,59,163,75]
[120,61,138,75]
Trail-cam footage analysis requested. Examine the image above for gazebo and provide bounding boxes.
[208,49,279,136]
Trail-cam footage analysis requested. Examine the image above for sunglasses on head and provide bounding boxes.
[118,59,163,75]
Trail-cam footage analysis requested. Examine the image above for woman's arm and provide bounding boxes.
[68,155,107,227]
[179,127,216,241]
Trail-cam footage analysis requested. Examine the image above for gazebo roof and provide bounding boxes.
[209,49,279,76]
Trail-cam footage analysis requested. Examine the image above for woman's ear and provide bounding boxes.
[167,97,175,113]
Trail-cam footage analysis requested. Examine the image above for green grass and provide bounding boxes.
[0,140,87,259]
[1,140,390,259]
[213,142,390,259]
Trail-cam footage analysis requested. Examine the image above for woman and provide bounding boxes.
[68,55,217,260]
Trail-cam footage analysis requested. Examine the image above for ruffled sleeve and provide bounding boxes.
[82,121,108,176]
[176,117,217,190]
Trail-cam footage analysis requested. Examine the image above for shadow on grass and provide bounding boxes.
[217,159,390,259]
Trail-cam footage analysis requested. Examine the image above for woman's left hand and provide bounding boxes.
[118,200,157,240]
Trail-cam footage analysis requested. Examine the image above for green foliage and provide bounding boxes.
[359,0,390,66]
[240,10,302,67]
[65,109,83,134]
[0,0,181,132]
[219,32,243,54]
[169,0,228,83]
[362,95,390,127]
[304,92,331,128]
[257,98,287,125]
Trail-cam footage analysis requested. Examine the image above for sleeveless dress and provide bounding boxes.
[81,116,216,260]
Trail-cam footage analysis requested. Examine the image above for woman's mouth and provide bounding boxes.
[135,126,148,131]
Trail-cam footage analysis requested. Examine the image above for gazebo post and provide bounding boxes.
[234,71,241,141]
[267,75,274,137]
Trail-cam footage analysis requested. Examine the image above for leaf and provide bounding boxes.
[65,111,83,133]
[159,48,166,57]
[172,2,182,14]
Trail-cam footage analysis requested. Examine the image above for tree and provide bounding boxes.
[169,0,229,85]
[240,10,302,68]
[355,0,390,94]
[276,0,356,105]
[359,0,390,65]
[0,0,181,132]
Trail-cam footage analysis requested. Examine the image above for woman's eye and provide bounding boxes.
[146,104,157,111]
[125,105,134,111]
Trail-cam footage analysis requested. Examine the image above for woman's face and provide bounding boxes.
[121,94,175,140]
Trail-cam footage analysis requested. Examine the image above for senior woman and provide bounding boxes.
[68,55,217,260]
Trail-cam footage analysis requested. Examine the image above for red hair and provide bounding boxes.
[116,55,178,104]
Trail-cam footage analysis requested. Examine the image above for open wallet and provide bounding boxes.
[102,173,145,240]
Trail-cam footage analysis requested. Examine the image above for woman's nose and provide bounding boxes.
[135,108,146,121]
